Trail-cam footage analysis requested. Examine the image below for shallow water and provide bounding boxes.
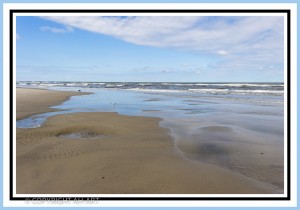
[58,132,106,139]
[16,87,285,192]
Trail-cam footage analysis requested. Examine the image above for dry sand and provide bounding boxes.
[16,88,281,194]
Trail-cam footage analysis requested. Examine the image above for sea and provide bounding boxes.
[16,81,285,192]
[17,81,284,96]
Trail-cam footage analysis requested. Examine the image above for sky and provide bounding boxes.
[16,15,284,82]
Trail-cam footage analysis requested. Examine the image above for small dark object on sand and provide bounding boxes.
[78,90,81,92]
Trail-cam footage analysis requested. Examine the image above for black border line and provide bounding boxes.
[9,9,291,13]
[286,9,291,201]
[10,9,291,201]
[9,9,14,202]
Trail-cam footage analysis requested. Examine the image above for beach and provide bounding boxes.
[16,88,88,120]
[16,88,283,194]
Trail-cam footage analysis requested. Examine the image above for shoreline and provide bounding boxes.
[16,88,282,194]
[16,88,90,120]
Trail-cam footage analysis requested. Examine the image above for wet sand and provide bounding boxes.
[170,123,284,191]
[16,88,281,194]
[16,88,89,120]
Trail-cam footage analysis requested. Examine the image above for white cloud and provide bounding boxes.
[180,64,188,67]
[40,25,74,33]
[162,69,171,73]
[161,67,172,73]
[42,16,283,50]
[41,16,284,73]
[16,33,21,40]
[133,66,151,72]
[217,50,229,56]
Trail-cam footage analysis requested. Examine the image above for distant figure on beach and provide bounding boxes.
[78,90,81,92]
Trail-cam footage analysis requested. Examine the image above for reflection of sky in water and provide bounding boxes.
[54,89,182,117]
[17,88,284,132]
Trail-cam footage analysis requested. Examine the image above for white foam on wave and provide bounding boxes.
[232,89,284,95]
[193,83,283,87]
[189,88,230,94]
[128,88,184,93]
[173,83,195,86]
[128,87,284,96]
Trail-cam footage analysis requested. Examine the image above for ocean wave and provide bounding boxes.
[193,83,283,87]
[128,88,184,93]
[231,89,284,95]
[127,87,284,96]
[16,81,284,96]
[188,88,283,96]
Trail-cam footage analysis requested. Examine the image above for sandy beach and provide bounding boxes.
[16,88,282,194]
[16,88,88,120]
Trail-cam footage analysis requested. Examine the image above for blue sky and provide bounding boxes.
[16,15,284,82]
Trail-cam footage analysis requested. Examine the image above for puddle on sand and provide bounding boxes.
[58,131,106,139]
